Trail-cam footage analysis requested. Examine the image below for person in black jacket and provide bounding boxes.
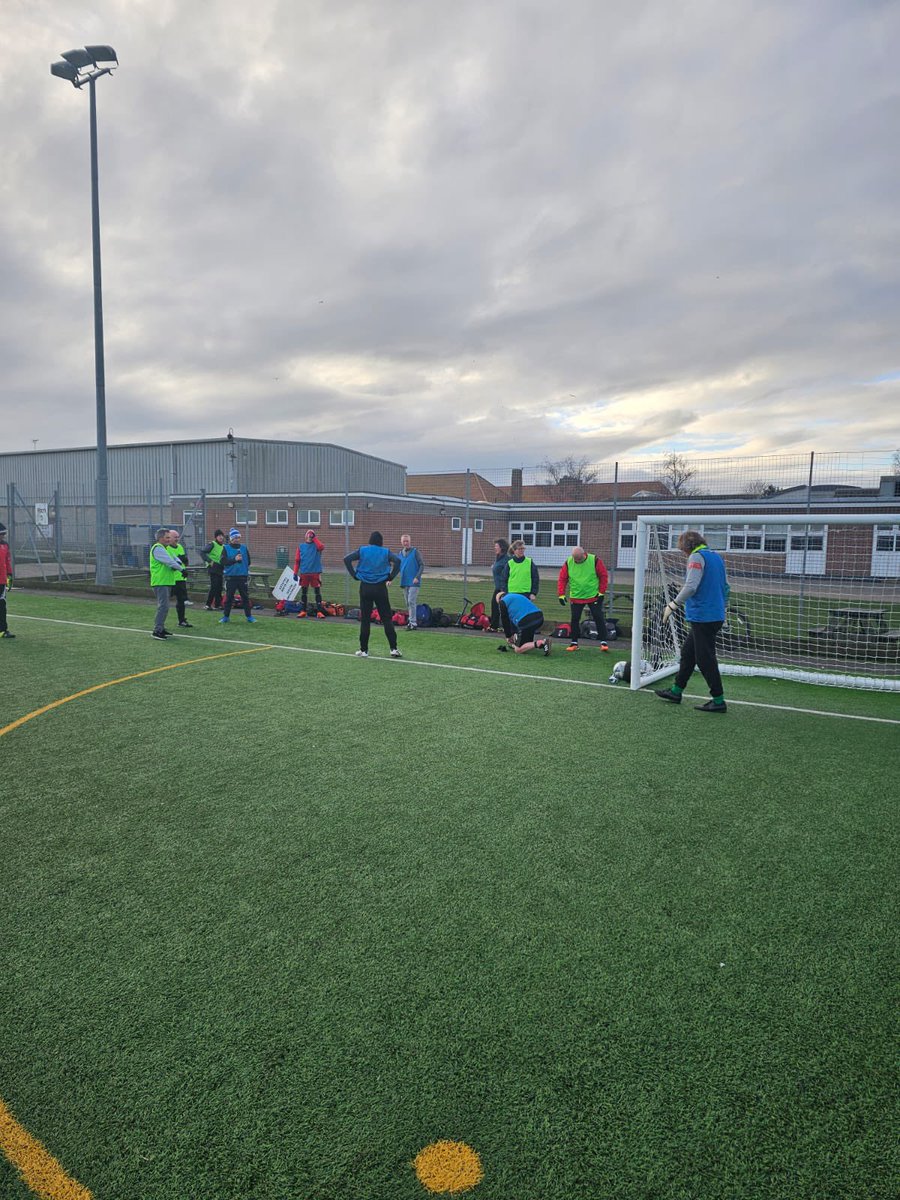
[488,538,511,632]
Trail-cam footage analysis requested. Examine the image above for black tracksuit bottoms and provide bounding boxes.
[675,620,724,696]
[359,581,397,651]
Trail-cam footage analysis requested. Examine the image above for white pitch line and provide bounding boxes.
[12,613,900,726]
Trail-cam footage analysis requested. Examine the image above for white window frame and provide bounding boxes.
[451,517,462,531]
[474,518,484,532]
[510,519,580,549]
[265,509,289,526]
[295,509,321,526]
[235,508,257,526]
[329,509,355,527]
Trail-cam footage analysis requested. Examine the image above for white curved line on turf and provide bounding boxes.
[13,614,900,726]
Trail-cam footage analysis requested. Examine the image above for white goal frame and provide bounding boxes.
[630,513,900,693]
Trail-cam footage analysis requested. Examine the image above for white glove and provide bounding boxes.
[663,603,674,623]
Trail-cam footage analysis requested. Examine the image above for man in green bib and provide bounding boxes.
[557,546,610,651]
[149,529,187,640]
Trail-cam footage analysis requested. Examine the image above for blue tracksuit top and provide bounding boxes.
[222,544,251,576]
[345,544,401,583]
[398,547,424,587]
[492,552,511,591]
[502,591,540,626]
[685,549,728,622]
[298,541,323,573]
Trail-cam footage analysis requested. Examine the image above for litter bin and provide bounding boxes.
[275,547,289,569]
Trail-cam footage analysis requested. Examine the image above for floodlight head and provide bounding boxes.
[50,59,80,84]
[61,48,94,68]
[85,45,118,65]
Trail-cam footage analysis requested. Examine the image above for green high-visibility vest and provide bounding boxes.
[171,543,186,581]
[566,553,599,600]
[149,544,179,587]
[207,541,224,566]
[507,556,533,593]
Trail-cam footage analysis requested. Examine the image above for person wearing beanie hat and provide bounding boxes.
[219,528,256,624]
[293,528,325,617]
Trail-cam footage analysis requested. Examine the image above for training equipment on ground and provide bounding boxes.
[631,513,900,692]
[415,603,432,627]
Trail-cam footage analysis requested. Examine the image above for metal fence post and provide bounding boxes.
[462,467,471,611]
[796,451,815,636]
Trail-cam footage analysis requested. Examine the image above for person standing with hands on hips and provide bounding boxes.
[293,529,326,616]
[219,528,257,624]
[655,529,729,713]
[398,533,424,628]
[344,532,402,658]
[557,546,610,652]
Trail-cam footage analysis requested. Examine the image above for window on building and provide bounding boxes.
[474,519,484,532]
[265,509,288,526]
[235,509,257,526]
[511,519,581,549]
[329,509,355,527]
[295,509,321,525]
[451,517,462,531]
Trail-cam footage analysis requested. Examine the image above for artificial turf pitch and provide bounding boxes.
[1,592,897,1199]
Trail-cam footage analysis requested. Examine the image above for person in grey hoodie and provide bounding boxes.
[398,533,424,628]
[489,538,511,632]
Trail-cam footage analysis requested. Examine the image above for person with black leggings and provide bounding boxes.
[344,532,402,658]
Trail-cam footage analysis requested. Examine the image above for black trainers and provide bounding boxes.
[151,630,166,640]
[695,700,728,713]
[1,630,16,639]
[178,621,194,628]
[497,643,508,652]
[541,638,551,656]
[654,688,682,704]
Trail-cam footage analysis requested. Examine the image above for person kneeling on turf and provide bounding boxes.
[496,591,551,655]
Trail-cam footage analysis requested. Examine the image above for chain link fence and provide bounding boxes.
[2,451,898,620]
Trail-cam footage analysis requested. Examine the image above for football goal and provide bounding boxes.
[630,513,900,692]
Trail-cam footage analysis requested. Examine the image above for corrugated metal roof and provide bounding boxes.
[0,437,406,503]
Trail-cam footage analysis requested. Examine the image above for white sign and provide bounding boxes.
[272,565,301,601]
[35,503,49,526]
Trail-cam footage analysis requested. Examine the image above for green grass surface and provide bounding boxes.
[1,592,897,1199]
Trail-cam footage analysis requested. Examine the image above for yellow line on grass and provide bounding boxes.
[0,646,272,740]
[0,1098,91,1200]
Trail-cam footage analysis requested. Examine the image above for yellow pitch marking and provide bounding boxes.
[413,1140,483,1194]
[0,647,272,740]
[0,1098,92,1199]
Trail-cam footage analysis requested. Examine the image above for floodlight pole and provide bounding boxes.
[88,73,113,585]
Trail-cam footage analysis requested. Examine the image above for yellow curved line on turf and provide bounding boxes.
[0,647,271,740]
[0,1099,91,1199]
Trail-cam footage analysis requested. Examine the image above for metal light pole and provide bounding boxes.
[51,45,118,585]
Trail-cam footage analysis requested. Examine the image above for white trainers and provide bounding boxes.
[390,648,403,658]
[355,649,369,657]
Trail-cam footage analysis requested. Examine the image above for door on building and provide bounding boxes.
[617,521,635,569]
[785,525,827,575]
[509,520,580,567]
[871,524,900,577]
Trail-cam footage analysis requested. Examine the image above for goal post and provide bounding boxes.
[629,513,900,693]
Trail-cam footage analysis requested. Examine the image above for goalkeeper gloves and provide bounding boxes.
[558,596,566,606]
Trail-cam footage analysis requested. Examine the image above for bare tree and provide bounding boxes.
[540,456,599,499]
[746,479,780,498]
[661,451,702,497]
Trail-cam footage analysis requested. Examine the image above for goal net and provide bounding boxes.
[630,514,900,693]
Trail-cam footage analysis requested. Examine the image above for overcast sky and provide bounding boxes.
[2,0,898,470]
